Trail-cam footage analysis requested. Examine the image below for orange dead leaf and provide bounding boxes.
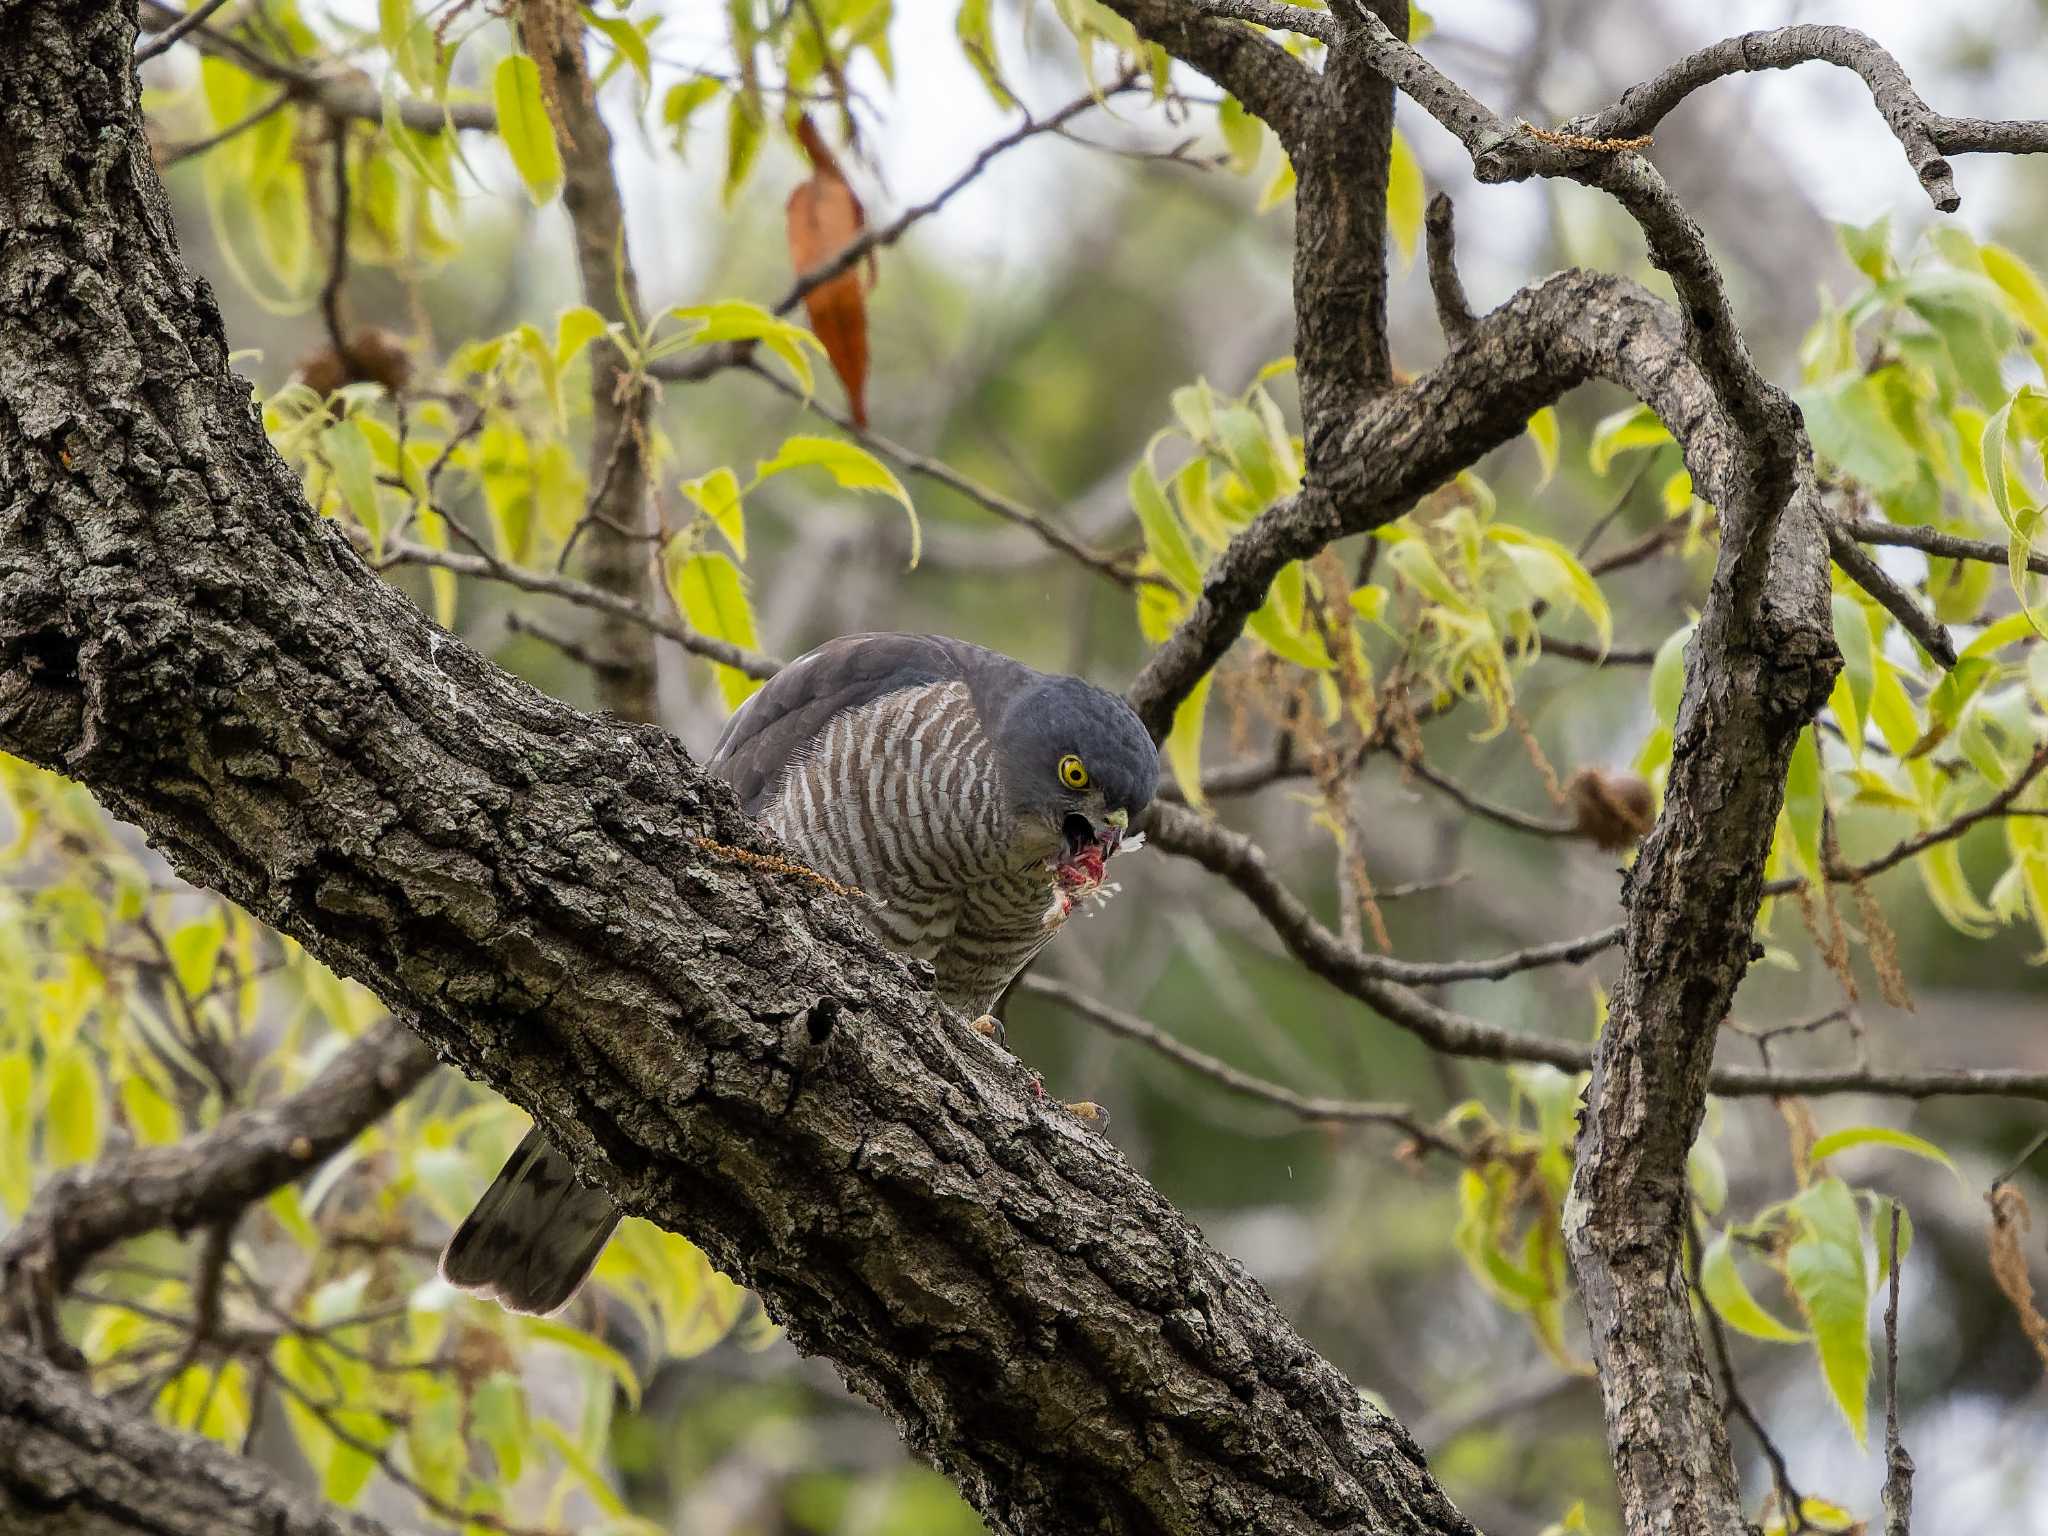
[787,115,869,428]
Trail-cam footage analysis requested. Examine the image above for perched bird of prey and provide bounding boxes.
[443,633,1159,1314]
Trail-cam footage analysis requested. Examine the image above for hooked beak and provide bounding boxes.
[1063,808,1127,860]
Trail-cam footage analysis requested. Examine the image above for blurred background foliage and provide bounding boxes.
[5,0,2048,1531]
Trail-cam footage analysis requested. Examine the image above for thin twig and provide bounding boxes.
[1882,1202,1914,1536]
[319,119,351,362]
[160,88,292,166]
[376,536,782,678]
[1019,974,1466,1154]
[134,0,238,64]
[652,75,1145,387]
[1841,514,2048,578]
[741,360,1161,590]
[1399,754,1577,839]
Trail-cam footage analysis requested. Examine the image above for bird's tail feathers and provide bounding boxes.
[440,1125,621,1316]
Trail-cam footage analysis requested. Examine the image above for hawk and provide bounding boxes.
[443,633,1159,1314]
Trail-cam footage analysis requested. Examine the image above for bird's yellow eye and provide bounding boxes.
[1058,754,1090,790]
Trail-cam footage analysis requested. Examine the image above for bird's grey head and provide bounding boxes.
[988,674,1158,866]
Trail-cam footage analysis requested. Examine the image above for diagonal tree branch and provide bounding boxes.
[0,1343,394,1536]
[0,1019,434,1332]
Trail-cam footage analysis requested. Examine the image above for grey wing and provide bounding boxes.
[707,633,974,812]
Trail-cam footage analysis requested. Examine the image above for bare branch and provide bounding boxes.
[1842,514,2048,578]
[1825,522,1956,668]
[1883,1202,1915,1536]
[1424,192,1477,342]
[1399,754,1577,839]
[1189,0,1333,43]
[1094,0,1323,151]
[1018,974,1465,1152]
[159,86,292,165]
[0,1021,433,1342]
[1145,802,1620,984]
[1570,26,2048,213]
[1831,744,2048,885]
[133,0,235,64]
[378,537,784,678]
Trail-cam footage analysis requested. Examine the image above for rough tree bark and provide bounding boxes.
[0,3,1475,1531]
[0,1346,393,1536]
[539,4,659,722]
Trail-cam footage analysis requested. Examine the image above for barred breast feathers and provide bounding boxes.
[758,680,1055,1013]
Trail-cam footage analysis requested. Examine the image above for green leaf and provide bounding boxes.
[1129,461,1203,593]
[1171,380,1216,446]
[1919,839,1997,938]
[1246,572,1331,669]
[1784,1177,1872,1446]
[1165,672,1212,810]
[1911,654,1991,757]
[1526,407,1560,489]
[1811,1125,1958,1180]
[662,301,818,394]
[1386,127,1424,270]
[665,549,762,710]
[1782,726,1824,881]
[682,467,745,559]
[321,420,384,555]
[1489,526,1612,652]
[554,305,609,369]
[1255,151,1295,215]
[1828,594,1874,760]
[1899,269,2015,406]
[723,94,763,206]
[955,0,1013,106]
[493,53,563,206]
[755,436,919,568]
[662,78,723,157]
[1217,93,1262,175]
[167,912,226,999]
[1839,215,1894,284]
[1980,385,2046,528]
[1983,242,2048,367]
[1699,1229,1806,1343]
[381,88,458,197]
[1797,373,1920,492]
[120,1072,182,1146]
[1650,622,1694,729]
[583,9,651,88]
[47,1048,101,1167]
[1588,403,1671,475]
